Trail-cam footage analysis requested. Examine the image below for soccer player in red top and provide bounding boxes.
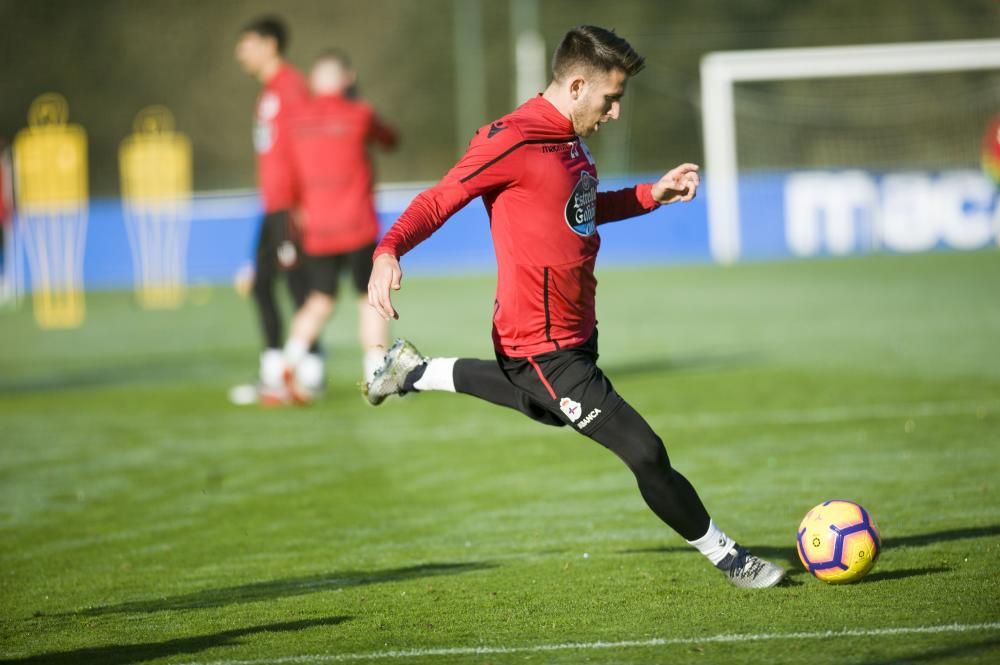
[0,137,10,302]
[281,51,399,398]
[365,26,784,588]
[982,113,1000,185]
[234,16,321,400]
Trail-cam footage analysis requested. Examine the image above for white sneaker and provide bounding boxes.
[282,365,313,405]
[259,349,286,391]
[296,353,327,397]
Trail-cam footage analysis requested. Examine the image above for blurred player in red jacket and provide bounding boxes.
[0,137,10,303]
[234,16,322,401]
[281,50,398,399]
[982,112,1000,186]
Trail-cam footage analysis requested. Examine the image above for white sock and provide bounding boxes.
[363,349,385,384]
[687,520,736,566]
[296,353,326,392]
[259,349,285,389]
[413,357,457,392]
[283,337,309,368]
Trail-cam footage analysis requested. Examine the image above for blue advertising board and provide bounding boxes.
[9,171,997,292]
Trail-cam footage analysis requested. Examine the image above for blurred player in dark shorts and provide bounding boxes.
[280,50,398,401]
[234,15,321,402]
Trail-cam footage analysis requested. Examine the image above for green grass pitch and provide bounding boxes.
[1,251,999,664]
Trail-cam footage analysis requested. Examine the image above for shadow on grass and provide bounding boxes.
[863,566,950,583]
[0,355,233,395]
[856,635,1000,664]
[66,561,492,616]
[882,525,1000,549]
[619,543,799,564]
[619,524,1000,563]
[602,352,756,379]
[0,615,349,665]
[775,566,950,586]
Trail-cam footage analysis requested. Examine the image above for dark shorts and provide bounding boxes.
[255,210,301,271]
[304,242,376,297]
[496,331,625,437]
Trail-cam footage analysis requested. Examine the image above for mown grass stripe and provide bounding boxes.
[176,621,1000,664]
[651,399,999,429]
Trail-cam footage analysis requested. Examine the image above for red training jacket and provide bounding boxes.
[254,63,309,213]
[0,142,9,226]
[288,94,398,255]
[375,95,660,357]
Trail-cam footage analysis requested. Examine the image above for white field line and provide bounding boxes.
[650,399,999,429]
[174,622,1000,665]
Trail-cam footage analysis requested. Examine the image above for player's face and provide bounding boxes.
[309,60,355,96]
[570,67,627,137]
[234,32,272,75]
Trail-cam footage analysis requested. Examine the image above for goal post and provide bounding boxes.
[701,39,1000,264]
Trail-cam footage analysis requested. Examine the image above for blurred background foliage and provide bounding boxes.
[2,0,998,195]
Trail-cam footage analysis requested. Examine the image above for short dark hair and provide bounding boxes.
[314,48,352,70]
[552,26,645,80]
[241,16,289,55]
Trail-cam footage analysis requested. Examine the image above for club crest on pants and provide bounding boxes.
[560,397,582,422]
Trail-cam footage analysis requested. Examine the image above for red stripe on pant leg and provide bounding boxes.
[526,356,557,400]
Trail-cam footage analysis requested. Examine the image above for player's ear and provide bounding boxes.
[262,35,278,57]
[569,76,586,101]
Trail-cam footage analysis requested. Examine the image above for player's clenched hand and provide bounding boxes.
[368,253,403,320]
[651,163,700,204]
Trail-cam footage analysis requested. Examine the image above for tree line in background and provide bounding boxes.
[1,0,998,195]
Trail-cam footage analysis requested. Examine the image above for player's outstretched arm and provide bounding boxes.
[366,121,524,320]
[595,163,700,226]
[368,253,403,320]
[651,163,700,204]
[368,111,399,151]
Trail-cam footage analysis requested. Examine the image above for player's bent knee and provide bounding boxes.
[624,435,671,474]
[598,429,671,475]
[307,292,335,316]
[591,404,672,473]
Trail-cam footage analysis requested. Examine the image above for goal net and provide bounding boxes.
[701,39,1000,263]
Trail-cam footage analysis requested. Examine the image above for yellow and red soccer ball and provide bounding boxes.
[797,500,881,584]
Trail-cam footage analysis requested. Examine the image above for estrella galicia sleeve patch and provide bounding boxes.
[565,171,598,236]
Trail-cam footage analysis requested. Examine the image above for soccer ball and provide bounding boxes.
[796,500,881,584]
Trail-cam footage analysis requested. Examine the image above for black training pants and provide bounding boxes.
[251,210,313,350]
[450,333,710,541]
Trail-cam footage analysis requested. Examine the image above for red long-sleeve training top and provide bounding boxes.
[254,64,309,213]
[288,94,398,255]
[375,95,660,357]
